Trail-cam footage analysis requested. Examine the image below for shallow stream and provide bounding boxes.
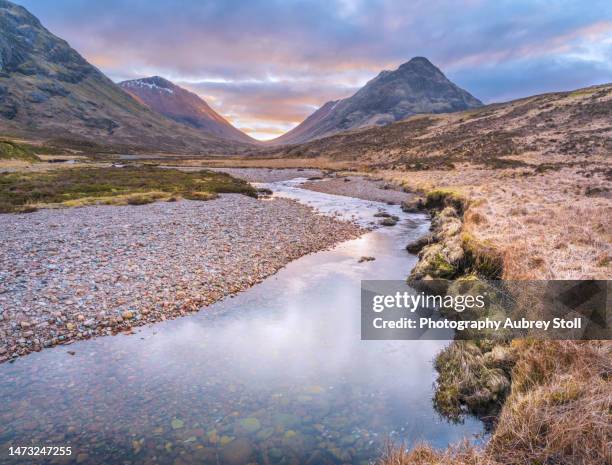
[0,179,483,464]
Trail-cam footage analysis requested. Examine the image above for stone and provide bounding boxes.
[220,438,253,465]
[406,233,434,254]
[380,217,398,226]
[171,418,184,430]
[238,417,261,433]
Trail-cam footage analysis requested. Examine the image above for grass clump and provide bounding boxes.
[384,340,611,465]
[0,140,41,162]
[461,233,503,279]
[488,340,611,465]
[182,191,218,201]
[433,341,513,422]
[425,188,466,214]
[0,166,256,213]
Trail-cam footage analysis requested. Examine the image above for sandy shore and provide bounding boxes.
[0,195,364,362]
[301,175,414,204]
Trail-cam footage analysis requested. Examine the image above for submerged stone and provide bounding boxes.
[238,417,261,433]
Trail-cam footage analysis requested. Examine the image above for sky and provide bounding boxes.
[17,0,612,140]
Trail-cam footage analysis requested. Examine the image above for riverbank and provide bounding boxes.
[0,195,364,362]
[376,170,611,465]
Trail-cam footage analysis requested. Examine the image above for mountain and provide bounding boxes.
[119,77,256,144]
[271,57,482,145]
[0,0,247,154]
[264,83,611,168]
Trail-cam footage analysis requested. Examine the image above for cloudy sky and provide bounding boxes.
[18,0,612,140]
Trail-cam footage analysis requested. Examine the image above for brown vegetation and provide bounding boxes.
[264,84,611,169]
[379,340,611,465]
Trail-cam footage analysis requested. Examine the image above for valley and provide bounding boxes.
[0,0,610,464]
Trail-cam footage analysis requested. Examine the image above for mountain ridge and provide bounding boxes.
[119,76,257,144]
[262,83,611,168]
[0,0,249,154]
[270,57,482,145]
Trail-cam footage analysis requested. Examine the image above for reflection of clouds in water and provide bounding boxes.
[0,182,483,461]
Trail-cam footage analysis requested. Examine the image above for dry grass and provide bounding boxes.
[377,441,486,465]
[488,340,611,465]
[379,161,611,280]
[381,341,611,465]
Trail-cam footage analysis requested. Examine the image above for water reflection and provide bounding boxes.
[0,181,483,464]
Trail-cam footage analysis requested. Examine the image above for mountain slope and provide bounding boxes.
[265,84,611,168]
[0,0,246,154]
[271,57,482,145]
[119,77,256,144]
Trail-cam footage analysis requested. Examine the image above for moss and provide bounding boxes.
[430,252,457,278]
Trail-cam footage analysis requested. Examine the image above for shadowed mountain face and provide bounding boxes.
[272,57,482,145]
[119,77,256,144]
[0,0,247,154]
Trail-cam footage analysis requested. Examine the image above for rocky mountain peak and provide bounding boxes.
[271,57,482,145]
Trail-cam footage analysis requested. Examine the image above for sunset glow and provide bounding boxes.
[17,0,612,140]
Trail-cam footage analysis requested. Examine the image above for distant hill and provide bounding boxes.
[0,0,248,154]
[119,77,256,144]
[264,84,612,168]
[271,57,482,145]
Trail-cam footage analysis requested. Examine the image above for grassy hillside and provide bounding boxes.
[264,84,611,170]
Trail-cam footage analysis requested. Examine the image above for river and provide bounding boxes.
[0,179,483,465]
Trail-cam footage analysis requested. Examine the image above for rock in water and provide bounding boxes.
[220,438,253,465]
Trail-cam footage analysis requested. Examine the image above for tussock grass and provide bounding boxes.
[0,166,256,213]
[383,341,611,465]
[490,340,611,465]
[425,188,466,214]
[433,341,513,422]
[377,441,484,465]
[379,164,610,465]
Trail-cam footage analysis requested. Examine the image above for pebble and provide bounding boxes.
[0,195,363,361]
[302,176,413,204]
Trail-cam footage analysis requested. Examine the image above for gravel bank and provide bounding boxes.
[302,176,414,204]
[207,167,324,182]
[0,195,364,362]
